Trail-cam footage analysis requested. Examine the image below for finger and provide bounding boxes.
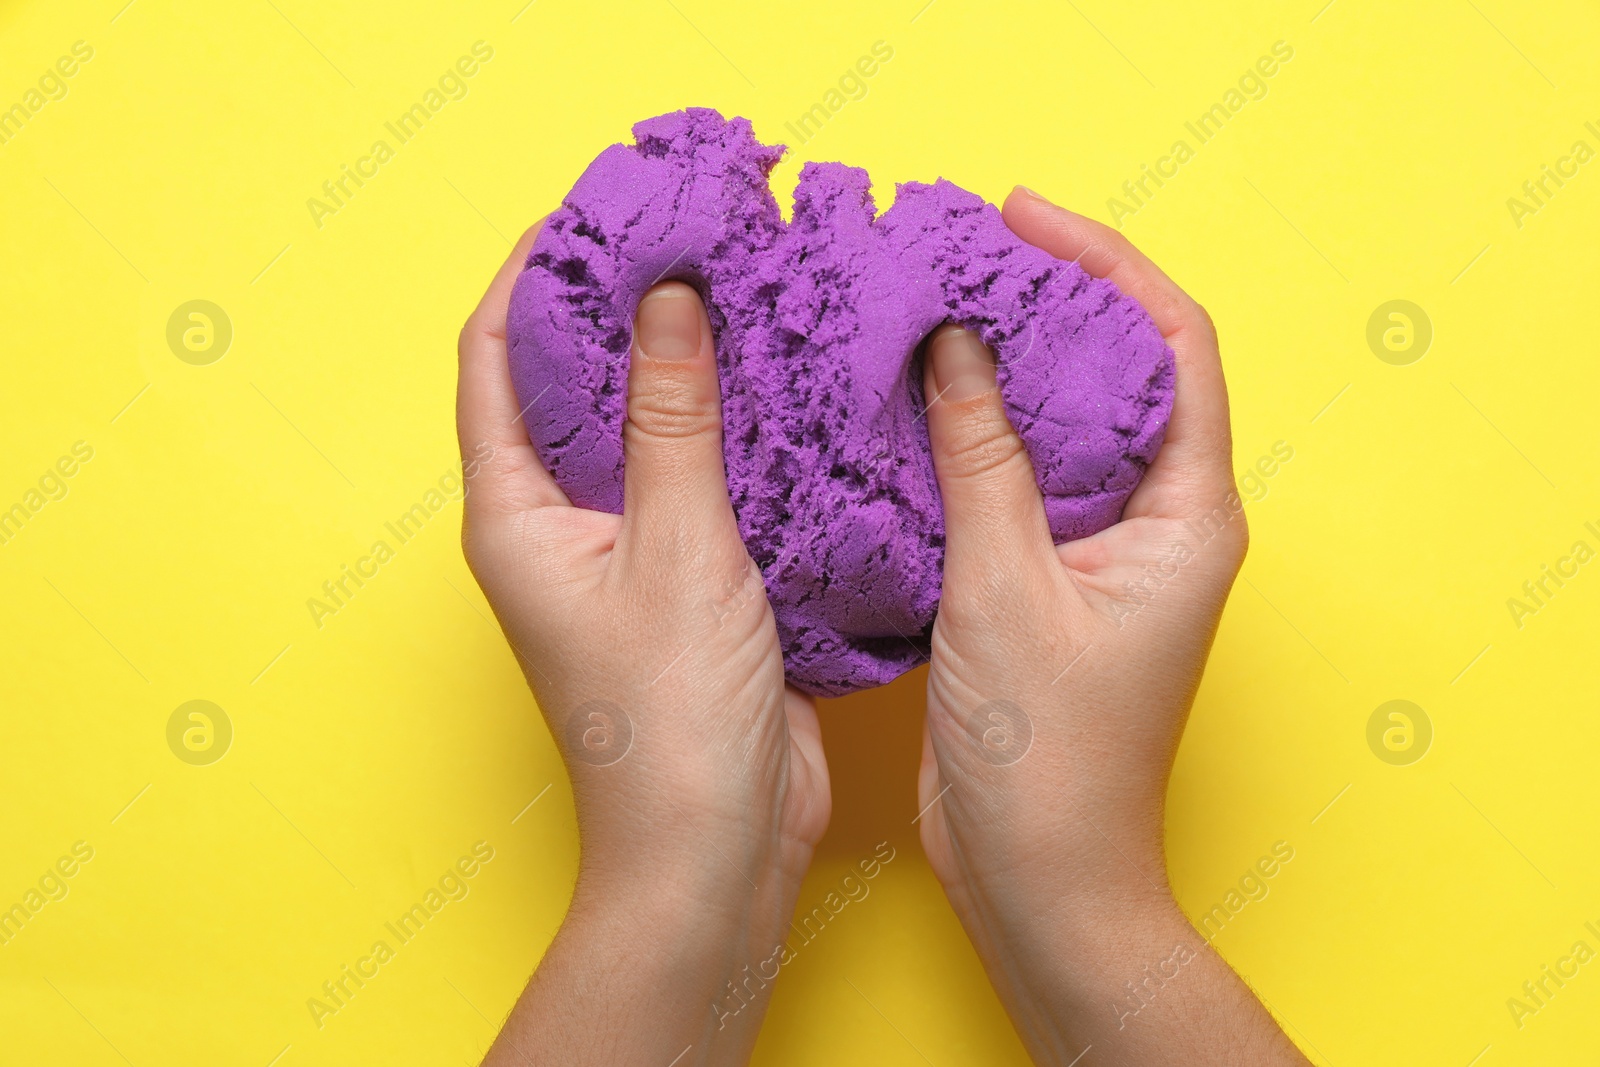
[1000,187,1236,521]
[457,219,569,512]
[618,282,737,552]
[922,325,1056,583]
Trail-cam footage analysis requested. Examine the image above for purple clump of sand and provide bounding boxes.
[506,108,1173,697]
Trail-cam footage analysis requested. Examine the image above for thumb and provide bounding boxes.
[923,325,1054,580]
[620,282,737,554]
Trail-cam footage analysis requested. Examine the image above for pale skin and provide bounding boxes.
[459,187,1314,1066]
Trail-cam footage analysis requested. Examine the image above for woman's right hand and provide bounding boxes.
[913,187,1309,1066]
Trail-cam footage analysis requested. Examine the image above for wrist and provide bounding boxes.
[573,799,812,912]
[948,839,1181,962]
[954,877,1199,1064]
[930,757,1171,912]
[574,873,792,1012]
[569,841,805,953]
[486,846,809,1066]
[947,875,1305,1067]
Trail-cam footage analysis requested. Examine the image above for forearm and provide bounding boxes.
[952,872,1311,1067]
[484,841,809,1066]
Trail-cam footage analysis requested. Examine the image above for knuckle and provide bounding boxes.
[460,516,510,592]
[626,377,720,440]
[940,411,1031,482]
[1228,504,1250,564]
[457,311,498,358]
[1187,483,1249,563]
[625,402,721,440]
[460,517,483,573]
[1105,227,1138,259]
[937,571,1012,627]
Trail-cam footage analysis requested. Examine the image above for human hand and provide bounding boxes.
[914,188,1309,1065]
[458,226,830,1065]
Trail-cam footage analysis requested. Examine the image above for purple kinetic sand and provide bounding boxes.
[506,109,1173,696]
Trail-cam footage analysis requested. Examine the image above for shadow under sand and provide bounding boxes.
[812,663,928,861]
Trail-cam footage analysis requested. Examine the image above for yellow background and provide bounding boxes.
[3,0,1598,1063]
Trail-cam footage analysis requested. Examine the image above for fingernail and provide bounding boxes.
[1012,184,1052,205]
[635,285,701,362]
[928,325,997,403]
